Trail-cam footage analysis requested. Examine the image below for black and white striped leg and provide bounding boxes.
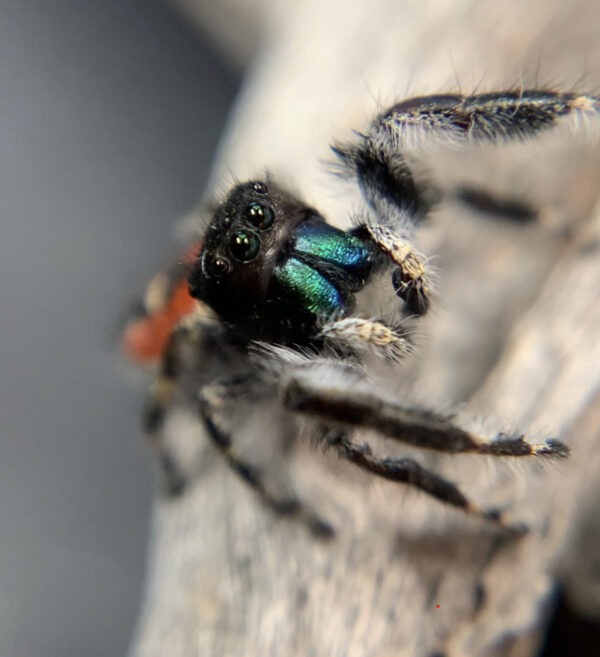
[321,429,510,525]
[352,223,432,315]
[284,372,569,459]
[198,378,335,538]
[143,317,207,496]
[336,92,600,221]
[334,91,600,312]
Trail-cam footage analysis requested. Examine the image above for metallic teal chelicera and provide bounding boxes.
[274,257,344,315]
[293,219,371,273]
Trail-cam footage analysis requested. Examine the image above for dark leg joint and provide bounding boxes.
[143,403,164,435]
[233,460,261,487]
[197,395,232,449]
[392,268,430,315]
[159,451,187,498]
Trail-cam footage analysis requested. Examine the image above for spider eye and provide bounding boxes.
[246,202,274,230]
[229,230,260,262]
[252,181,267,194]
[205,255,231,278]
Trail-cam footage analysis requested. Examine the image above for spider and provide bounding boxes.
[138,89,594,538]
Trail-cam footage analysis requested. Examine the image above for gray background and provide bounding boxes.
[0,1,238,655]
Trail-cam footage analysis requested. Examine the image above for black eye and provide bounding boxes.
[204,255,231,278]
[252,181,267,194]
[246,202,274,230]
[229,230,260,262]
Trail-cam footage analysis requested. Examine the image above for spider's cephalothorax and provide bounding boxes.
[144,90,592,537]
[188,181,376,347]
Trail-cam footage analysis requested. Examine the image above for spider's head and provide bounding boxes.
[189,180,374,344]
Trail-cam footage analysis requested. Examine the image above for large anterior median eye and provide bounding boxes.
[246,202,274,230]
[229,229,260,262]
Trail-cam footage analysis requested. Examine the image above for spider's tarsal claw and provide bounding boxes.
[536,438,570,458]
[483,433,570,458]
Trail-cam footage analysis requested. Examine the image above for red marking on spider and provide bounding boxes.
[121,240,201,363]
[121,279,196,363]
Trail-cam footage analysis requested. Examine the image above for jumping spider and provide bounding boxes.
[140,90,594,538]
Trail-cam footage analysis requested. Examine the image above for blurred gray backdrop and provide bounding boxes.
[0,1,238,655]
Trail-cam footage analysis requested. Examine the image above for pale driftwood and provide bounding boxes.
[129,2,600,656]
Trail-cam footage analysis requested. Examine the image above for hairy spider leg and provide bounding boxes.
[278,360,567,524]
[284,369,569,458]
[140,89,590,536]
[198,378,335,538]
[144,317,334,536]
[320,429,508,526]
[318,316,413,362]
[352,223,432,315]
[334,91,600,311]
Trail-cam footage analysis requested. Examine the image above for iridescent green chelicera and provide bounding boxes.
[271,219,374,317]
[293,219,371,274]
[274,257,343,315]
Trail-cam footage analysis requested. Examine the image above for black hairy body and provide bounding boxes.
[142,90,595,536]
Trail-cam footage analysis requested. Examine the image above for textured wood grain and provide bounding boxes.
[129,2,600,655]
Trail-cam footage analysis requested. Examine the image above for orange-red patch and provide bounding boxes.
[121,278,196,363]
[122,240,202,364]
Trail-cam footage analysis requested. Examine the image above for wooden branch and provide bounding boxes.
[129,2,600,655]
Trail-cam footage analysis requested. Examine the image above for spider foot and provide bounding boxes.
[483,433,569,458]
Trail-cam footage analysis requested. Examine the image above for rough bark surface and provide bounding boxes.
[130,2,600,655]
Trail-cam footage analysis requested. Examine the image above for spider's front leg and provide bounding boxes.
[334,90,600,312]
[336,91,600,226]
[278,356,568,527]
